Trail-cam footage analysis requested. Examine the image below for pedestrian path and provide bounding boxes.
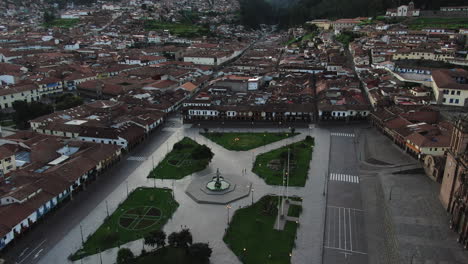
[127,156,147,162]
[274,198,302,231]
[331,132,355,137]
[329,173,360,183]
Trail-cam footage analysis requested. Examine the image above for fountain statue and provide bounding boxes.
[206,168,230,191]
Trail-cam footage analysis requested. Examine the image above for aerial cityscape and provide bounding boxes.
[0,0,467,263]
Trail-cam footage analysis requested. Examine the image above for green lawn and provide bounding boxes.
[287,204,302,218]
[0,120,14,127]
[71,188,178,260]
[144,20,209,37]
[202,132,298,151]
[224,196,299,264]
[148,137,212,179]
[407,17,468,30]
[44,18,79,28]
[132,247,206,264]
[252,137,314,186]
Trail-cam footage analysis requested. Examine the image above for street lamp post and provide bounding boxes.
[251,187,254,205]
[80,225,84,246]
[172,179,175,199]
[126,180,129,197]
[286,148,290,199]
[105,200,109,217]
[226,205,232,225]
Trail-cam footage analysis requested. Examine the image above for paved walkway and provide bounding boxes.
[274,199,301,231]
[359,127,468,264]
[37,125,329,264]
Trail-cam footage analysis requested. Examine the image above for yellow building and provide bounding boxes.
[393,49,454,62]
[0,146,16,177]
[307,19,332,30]
[432,69,468,107]
[0,84,40,109]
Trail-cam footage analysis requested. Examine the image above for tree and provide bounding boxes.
[168,232,178,247]
[144,234,157,248]
[167,229,193,249]
[43,11,55,24]
[153,230,167,249]
[55,94,83,111]
[192,145,213,160]
[116,248,134,264]
[189,243,212,263]
[178,228,193,249]
[13,101,53,129]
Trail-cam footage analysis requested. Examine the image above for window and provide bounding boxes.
[451,90,455,95]
[450,98,454,103]
[457,91,461,95]
[443,98,446,103]
[455,99,459,104]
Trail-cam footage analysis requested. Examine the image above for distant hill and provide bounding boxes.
[240,0,468,28]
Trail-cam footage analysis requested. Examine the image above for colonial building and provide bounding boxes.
[432,69,468,107]
[385,1,420,17]
[440,118,468,249]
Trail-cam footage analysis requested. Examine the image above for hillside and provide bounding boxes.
[240,0,468,28]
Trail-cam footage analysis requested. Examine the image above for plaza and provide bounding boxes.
[8,116,468,264]
[24,116,328,264]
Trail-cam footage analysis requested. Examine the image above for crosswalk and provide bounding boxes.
[329,173,360,183]
[331,132,355,137]
[127,156,147,162]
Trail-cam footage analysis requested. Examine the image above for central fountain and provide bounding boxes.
[185,168,251,205]
[206,169,231,191]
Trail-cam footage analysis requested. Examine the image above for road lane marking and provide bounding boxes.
[329,173,360,183]
[348,208,353,251]
[331,132,355,137]
[34,249,44,259]
[338,206,341,249]
[17,239,46,264]
[324,246,367,255]
[19,247,29,257]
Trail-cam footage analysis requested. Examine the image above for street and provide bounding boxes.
[323,127,368,264]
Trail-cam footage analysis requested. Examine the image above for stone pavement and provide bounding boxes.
[359,127,468,264]
[37,125,329,264]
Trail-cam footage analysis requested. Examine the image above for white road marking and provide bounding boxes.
[338,206,341,249]
[329,173,360,184]
[34,249,44,259]
[17,239,46,264]
[324,246,368,255]
[19,247,29,257]
[331,132,355,137]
